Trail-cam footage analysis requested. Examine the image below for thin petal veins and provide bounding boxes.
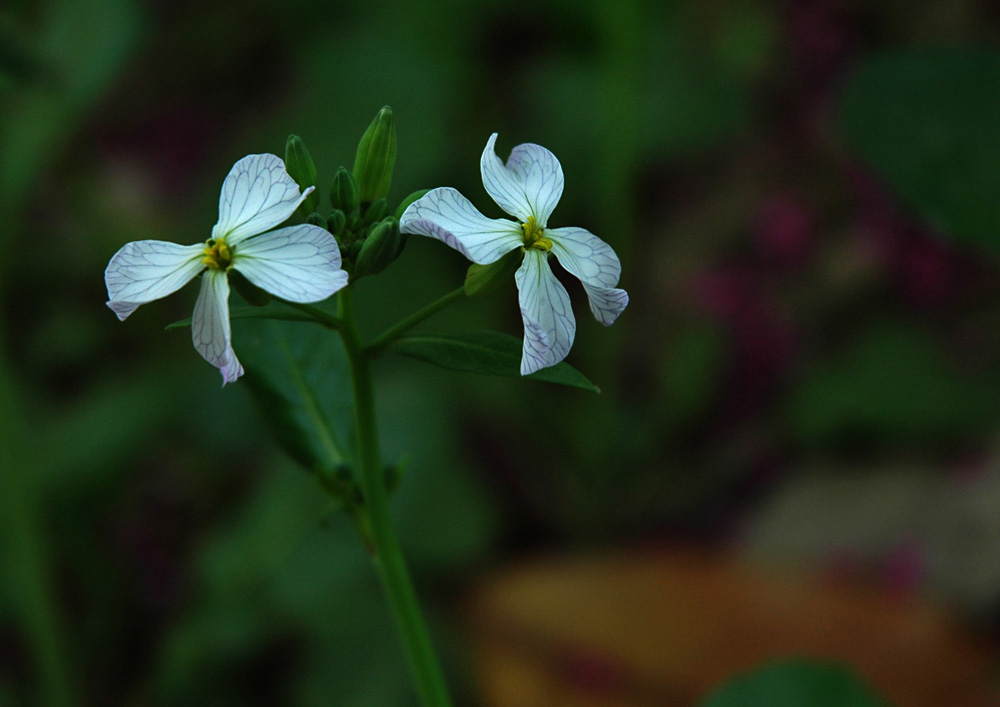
[400,187,522,264]
[233,225,348,303]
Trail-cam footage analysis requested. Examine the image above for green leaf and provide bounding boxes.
[232,317,354,473]
[701,659,890,707]
[385,330,600,392]
[840,47,1000,254]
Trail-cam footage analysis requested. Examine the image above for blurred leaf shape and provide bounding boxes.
[0,0,143,212]
[386,330,600,392]
[840,47,1000,254]
[234,318,355,473]
[785,321,1000,443]
[701,659,890,707]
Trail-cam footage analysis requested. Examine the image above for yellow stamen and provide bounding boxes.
[521,216,552,252]
[202,238,232,270]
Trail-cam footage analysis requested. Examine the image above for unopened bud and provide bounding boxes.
[353,106,396,206]
[306,212,328,230]
[328,209,346,235]
[364,197,387,225]
[464,248,522,297]
[354,217,402,277]
[330,166,359,214]
[284,135,319,215]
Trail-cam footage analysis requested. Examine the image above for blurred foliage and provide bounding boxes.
[701,659,889,707]
[2,0,1000,703]
[840,47,1000,256]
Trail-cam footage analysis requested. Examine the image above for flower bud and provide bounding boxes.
[306,212,328,230]
[464,248,522,297]
[346,213,363,233]
[330,166,359,214]
[284,135,319,215]
[354,217,402,277]
[228,269,272,306]
[364,197,387,225]
[353,106,396,206]
[328,209,346,235]
[348,239,363,262]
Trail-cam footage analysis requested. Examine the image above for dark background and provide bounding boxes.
[2,0,1000,704]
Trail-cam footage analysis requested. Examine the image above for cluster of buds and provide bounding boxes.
[282,107,418,282]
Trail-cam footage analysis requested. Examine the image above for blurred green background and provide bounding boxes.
[3,0,1000,704]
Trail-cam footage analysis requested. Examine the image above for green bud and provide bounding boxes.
[348,239,363,262]
[328,209,346,234]
[229,269,272,306]
[354,217,402,277]
[363,197,387,225]
[306,212,327,230]
[395,229,408,259]
[330,166,359,214]
[394,189,431,220]
[353,106,396,206]
[284,134,319,215]
[346,214,363,233]
[464,248,522,297]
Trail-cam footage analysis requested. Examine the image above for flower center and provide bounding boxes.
[202,238,233,270]
[521,216,552,252]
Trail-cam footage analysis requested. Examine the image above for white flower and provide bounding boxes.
[105,154,349,385]
[400,133,628,375]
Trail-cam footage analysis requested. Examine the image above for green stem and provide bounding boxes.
[338,288,454,707]
[279,300,343,329]
[366,286,465,359]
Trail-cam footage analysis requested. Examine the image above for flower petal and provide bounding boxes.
[105,240,205,320]
[192,269,243,385]
[232,225,349,303]
[548,226,629,325]
[515,248,575,375]
[505,140,564,227]
[481,133,564,227]
[213,154,313,245]
[400,187,522,264]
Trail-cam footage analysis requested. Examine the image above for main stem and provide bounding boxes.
[338,287,454,707]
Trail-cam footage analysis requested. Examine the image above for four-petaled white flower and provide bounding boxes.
[400,133,628,375]
[105,154,349,385]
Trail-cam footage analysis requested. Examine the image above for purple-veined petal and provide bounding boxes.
[481,133,564,227]
[232,224,349,303]
[214,154,313,245]
[548,226,628,325]
[504,140,564,227]
[515,248,575,375]
[192,269,243,385]
[400,187,522,264]
[105,240,205,321]
[481,133,533,222]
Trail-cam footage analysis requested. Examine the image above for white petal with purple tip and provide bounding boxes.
[548,226,628,325]
[214,153,313,245]
[400,187,522,264]
[504,141,564,227]
[233,224,348,303]
[104,240,205,321]
[192,269,243,385]
[515,248,575,375]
